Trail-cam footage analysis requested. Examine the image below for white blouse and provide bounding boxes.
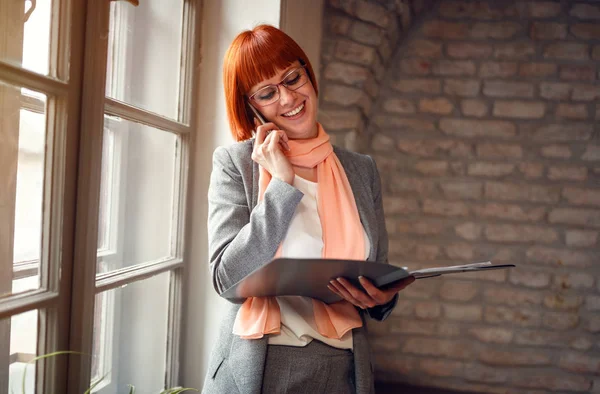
[267,175,371,350]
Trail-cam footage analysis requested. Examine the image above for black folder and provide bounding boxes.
[220,258,515,304]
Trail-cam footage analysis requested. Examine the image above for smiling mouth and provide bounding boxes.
[282,102,305,117]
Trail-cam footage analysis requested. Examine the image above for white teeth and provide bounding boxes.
[283,103,304,117]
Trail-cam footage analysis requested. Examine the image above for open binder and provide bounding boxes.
[220,259,515,304]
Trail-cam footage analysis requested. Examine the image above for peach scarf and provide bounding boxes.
[232,123,365,340]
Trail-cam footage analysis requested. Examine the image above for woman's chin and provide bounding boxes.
[280,118,317,140]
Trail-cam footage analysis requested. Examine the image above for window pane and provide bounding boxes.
[91,272,170,392]
[97,116,178,274]
[0,82,45,299]
[7,309,39,394]
[105,0,184,119]
[0,0,52,75]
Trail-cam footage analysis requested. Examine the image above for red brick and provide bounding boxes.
[415,244,441,260]
[485,181,560,203]
[468,326,513,344]
[483,81,534,98]
[544,42,590,60]
[422,21,469,39]
[423,199,469,217]
[440,119,516,138]
[530,22,567,39]
[391,219,446,235]
[548,166,587,181]
[327,15,352,35]
[573,84,600,101]
[461,99,487,117]
[373,115,435,131]
[541,144,572,159]
[405,39,443,58]
[540,82,571,100]
[562,187,600,207]
[485,306,541,327]
[526,246,594,268]
[443,304,482,322]
[440,280,478,301]
[396,139,472,157]
[383,98,415,114]
[560,65,596,81]
[485,224,558,243]
[373,354,415,375]
[390,319,437,335]
[419,98,454,114]
[414,301,441,319]
[479,349,551,366]
[494,42,535,59]
[392,78,441,94]
[570,3,600,19]
[559,353,600,375]
[565,230,598,247]
[454,222,482,240]
[484,287,543,307]
[582,145,600,160]
[445,242,474,260]
[551,208,600,228]
[447,42,493,58]
[335,40,377,65]
[414,160,448,176]
[467,162,515,177]
[323,84,364,106]
[517,2,562,18]
[439,1,518,19]
[571,336,595,350]
[571,23,600,40]
[512,373,592,392]
[586,295,600,311]
[319,108,362,130]
[586,316,600,333]
[432,60,476,76]
[480,61,518,78]
[444,79,480,97]
[371,133,395,152]
[474,203,546,221]
[471,22,521,39]
[493,100,545,119]
[543,311,579,330]
[440,181,483,199]
[476,142,522,158]
[391,299,414,316]
[324,62,371,86]
[383,197,419,215]
[519,62,557,77]
[509,269,551,289]
[514,329,564,347]
[556,103,589,119]
[355,0,389,28]
[554,272,596,290]
[464,364,508,384]
[403,338,474,359]
[517,162,544,179]
[593,45,600,61]
[544,294,583,310]
[528,123,593,141]
[419,359,464,377]
[349,21,384,46]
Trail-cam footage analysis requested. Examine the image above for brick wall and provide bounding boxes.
[319,0,600,392]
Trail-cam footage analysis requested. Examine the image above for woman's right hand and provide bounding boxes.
[251,122,294,184]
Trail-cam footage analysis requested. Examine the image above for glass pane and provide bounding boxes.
[0,0,52,75]
[0,82,45,299]
[97,116,178,274]
[105,0,184,119]
[91,272,170,392]
[7,309,39,394]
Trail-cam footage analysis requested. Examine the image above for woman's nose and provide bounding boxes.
[278,86,296,107]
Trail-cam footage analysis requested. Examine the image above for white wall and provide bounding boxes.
[182,0,324,390]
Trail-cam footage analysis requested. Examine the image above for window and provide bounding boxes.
[0,0,201,392]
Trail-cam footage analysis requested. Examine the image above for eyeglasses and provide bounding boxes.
[248,66,309,107]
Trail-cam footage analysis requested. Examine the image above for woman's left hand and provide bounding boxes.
[327,276,415,309]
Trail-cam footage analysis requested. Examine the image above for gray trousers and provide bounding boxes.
[261,340,356,394]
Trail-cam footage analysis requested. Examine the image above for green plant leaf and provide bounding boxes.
[128,384,136,394]
[83,372,110,394]
[22,351,86,394]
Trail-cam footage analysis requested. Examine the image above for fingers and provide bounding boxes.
[328,280,367,309]
[254,122,277,145]
[383,275,416,295]
[358,276,387,304]
[332,278,378,309]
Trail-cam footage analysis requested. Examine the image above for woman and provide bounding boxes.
[203,25,414,394]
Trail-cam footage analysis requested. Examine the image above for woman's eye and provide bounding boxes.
[258,89,276,101]
[284,73,301,85]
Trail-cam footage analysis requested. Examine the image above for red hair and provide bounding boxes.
[223,25,318,141]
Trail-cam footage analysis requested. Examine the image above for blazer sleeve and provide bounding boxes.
[365,155,399,321]
[207,146,304,299]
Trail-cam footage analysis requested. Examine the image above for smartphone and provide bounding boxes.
[249,104,267,125]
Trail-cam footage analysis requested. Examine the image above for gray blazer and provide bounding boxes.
[203,139,397,394]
